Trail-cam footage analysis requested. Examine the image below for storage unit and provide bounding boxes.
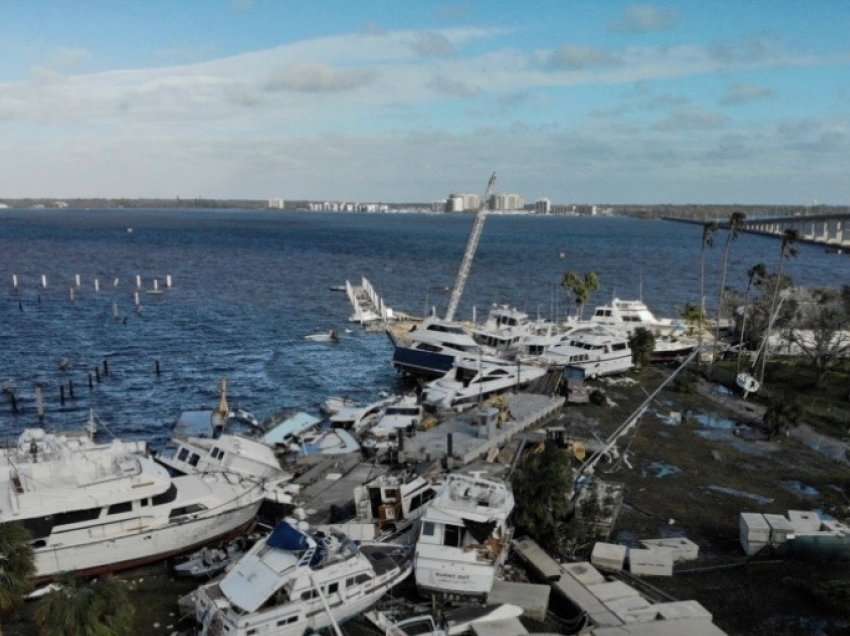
[588,581,642,603]
[628,548,674,577]
[488,580,550,622]
[787,510,821,534]
[763,513,795,546]
[562,561,606,586]
[591,542,628,572]
[640,537,699,562]
[739,512,770,555]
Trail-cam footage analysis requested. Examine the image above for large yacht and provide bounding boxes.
[414,473,514,598]
[423,358,547,409]
[588,298,685,336]
[541,329,634,377]
[388,317,483,378]
[187,522,412,636]
[1,428,264,579]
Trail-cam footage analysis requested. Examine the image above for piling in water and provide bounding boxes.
[69,287,75,302]
[75,274,81,287]
[113,277,120,287]
[94,278,100,292]
[103,359,109,376]
[8,391,17,414]
[35,386,44,420]
[68,380,74,399]
[166,274,172,288]
[135,275,141,289]
[155,359,161,376]
[60,385,65,405]
[95,367,100,383]
[12,274,18,290]
[88,372,93,389]
[41,274,47,289]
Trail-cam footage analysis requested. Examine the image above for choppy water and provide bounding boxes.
[2,209,848,446]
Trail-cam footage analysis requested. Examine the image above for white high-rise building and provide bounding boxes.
[267,198,285,209]
[535,198,551,214]
[489,193,525,211]
[447,195,464,212]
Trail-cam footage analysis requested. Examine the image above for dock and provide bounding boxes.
[399,393,565,466]
[346,276,410,324]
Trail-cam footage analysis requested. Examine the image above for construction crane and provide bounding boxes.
[444,172,497,322]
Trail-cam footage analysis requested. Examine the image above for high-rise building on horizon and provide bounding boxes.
[489,193,525,211]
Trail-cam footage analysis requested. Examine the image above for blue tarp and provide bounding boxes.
[261,412,321,446]
[267,522,310,552]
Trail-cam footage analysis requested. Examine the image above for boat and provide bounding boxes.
[736,372,760,397]
[157,431,287,481]
[422,358,547,409]
[414,472,514,598]
[329,285,347,292]
[1,427,265,580]
[146,278,165,295]
[388,317,484,379]
[353,472,437,539]
[321,396,357,416]
[297,427,361,456]
[650,333,699,362]
[540,329,634,378]
[185,521,413,636]
[173,541,246,578]
[362,395,423,452]
[588,298,686,336]
[329,395,399,433]
[304,330,339,343]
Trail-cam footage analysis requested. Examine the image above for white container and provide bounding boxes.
[788,510,821,534]
[739,512,770,555]
[640,537,700,562]
[628,547,673,576]
[764,514,795,546]
[591,542,627,572]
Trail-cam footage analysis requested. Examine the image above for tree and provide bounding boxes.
[714,212,746,361]
[35,576,135,636]
[698,223,718,354]
[681,303,705,335]
[763,396,802,438]
[759,229,799,384]
[629,327,656,368]
[736,263,768,371]
[790,290,850,387]
[562,271,599,320]
[0,522,35,629]
[511,442,573,555]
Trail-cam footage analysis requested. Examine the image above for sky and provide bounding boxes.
[1,1,850,204]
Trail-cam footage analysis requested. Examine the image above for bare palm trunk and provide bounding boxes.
[736,281,754,372]
[714,233,733,363]
[699,244,706,362]
[759,258,786,384]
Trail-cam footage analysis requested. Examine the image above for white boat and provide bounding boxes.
[423,358,547,409]
[470,305,531,352]
[297,427,361,456]
[304,330,339,343]
[415,473,514,598]
[321,396,357,416]
[173,541,245,579]
[353,472,437,538]
[329,395,399,433]
[187,522,412,636]
[1,428,264,580]
[389,317,484,378]
[158,432,285,481]
[588,298,685,336]
[362,395,423,452]
[541,329,634,378]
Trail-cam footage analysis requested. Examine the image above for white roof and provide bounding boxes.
[220,541,300,613]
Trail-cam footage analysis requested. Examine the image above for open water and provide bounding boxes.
[1,209,848,446]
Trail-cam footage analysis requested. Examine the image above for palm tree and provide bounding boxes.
[561,271,600,320]
[758,229,799,384]
[736,262,768,371]
[713,212,746,361]
[0,522,35,630]
[698,222,718,356]
[34,575,134,636]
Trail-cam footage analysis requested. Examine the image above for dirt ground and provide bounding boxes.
[573,367,850,635]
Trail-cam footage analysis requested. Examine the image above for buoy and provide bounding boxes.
[166,274,172,288]
[74,274,81,288]
[94,278,100,292]
[135,275,142,289]
[41,274,47,289]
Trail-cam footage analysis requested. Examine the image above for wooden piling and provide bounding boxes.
[103,359,109,376]
[94,278,100,292]
[155,359,161,376]
[9,391,17,414]
[74,274,81,287]
[68,380,75,399]
[41,274,47,289]
[35,386,44,420]
[60,385,65,405]
[12,274,18,290]
[88,372,93,389]
[95,367,100,383]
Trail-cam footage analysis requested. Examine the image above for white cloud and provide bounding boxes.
[427,74,481,97]
[610,5,680,34]
[653,106,728,131]
[545,45,621,70]
[410,32,457,58]
[720,83,775,105]
[265,64,377,93]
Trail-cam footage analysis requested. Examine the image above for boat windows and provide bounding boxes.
[188,453,201,467]
[210,447,223,460]
[277,617,298,626]
[54,507,102,526]
[623,316,641,322]
[31,539,47,549]
[422,521,435,536]
[409,488,436,513]
[612,343,628,351]
[416,343,442,353]
[300,589,319,601]
[152,484,178,506]
[443,524,465,548]
[169,503,207,519]
[22,516,54,539]
[140,498,149,507]
[177,448,189,462]
[107,502,132,515]
[327,582,339,595]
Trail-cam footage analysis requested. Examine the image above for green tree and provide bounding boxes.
[628,327,656,368]
[511,442,573,554]
[790,290,850,387]
[0,522,35,631]
[562,271,599,320]
[681,303,705,335]
[759,229,799,384]
[35,576,134,636]
[763,396,802,439]
[736,263,768,371]
[714,212,746,361]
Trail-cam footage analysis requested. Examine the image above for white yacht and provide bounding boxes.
[423,359,547,409]
[1,428,264,580]
[362,396,423,452]
[415,473,514,598]
[353,473,437,537]
[470,306,531,352]
[542,329,634,378]
[159,433,284,481]
[389,317,483,378]
[588,298,685,336]
[187,522,412,636]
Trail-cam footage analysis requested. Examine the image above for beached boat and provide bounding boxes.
[414,473,514,598]
[173,541,246,579]
[422,358,546,409]
[587,298,686,336]
[389,317,483,378]
[186,522,412,636]
[362,395,422,452]
[1,428,264,579]
[541,329,634,378]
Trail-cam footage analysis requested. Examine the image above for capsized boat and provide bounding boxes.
[186,521,413,636]
[304,329,339,343]
[1,428,264,580]
[414,472,514,598]
[423,358,547,409]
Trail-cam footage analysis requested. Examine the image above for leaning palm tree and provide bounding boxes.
[713,211,746,361]
[0,522,35,631]
[34,575,134,636]
[736,262,768,372]
[758,229,799,384]
[698,222,718,356]
[562,271,600,320]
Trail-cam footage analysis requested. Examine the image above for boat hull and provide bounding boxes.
[391,343,456,378]
[33,499,261,581]
[415,556,496,599]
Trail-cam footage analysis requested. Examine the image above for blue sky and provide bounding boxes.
[1,1,849,203]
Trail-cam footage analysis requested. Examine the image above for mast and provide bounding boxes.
[444,172,497,322]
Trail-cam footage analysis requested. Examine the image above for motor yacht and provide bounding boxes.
[423,358,547,409]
